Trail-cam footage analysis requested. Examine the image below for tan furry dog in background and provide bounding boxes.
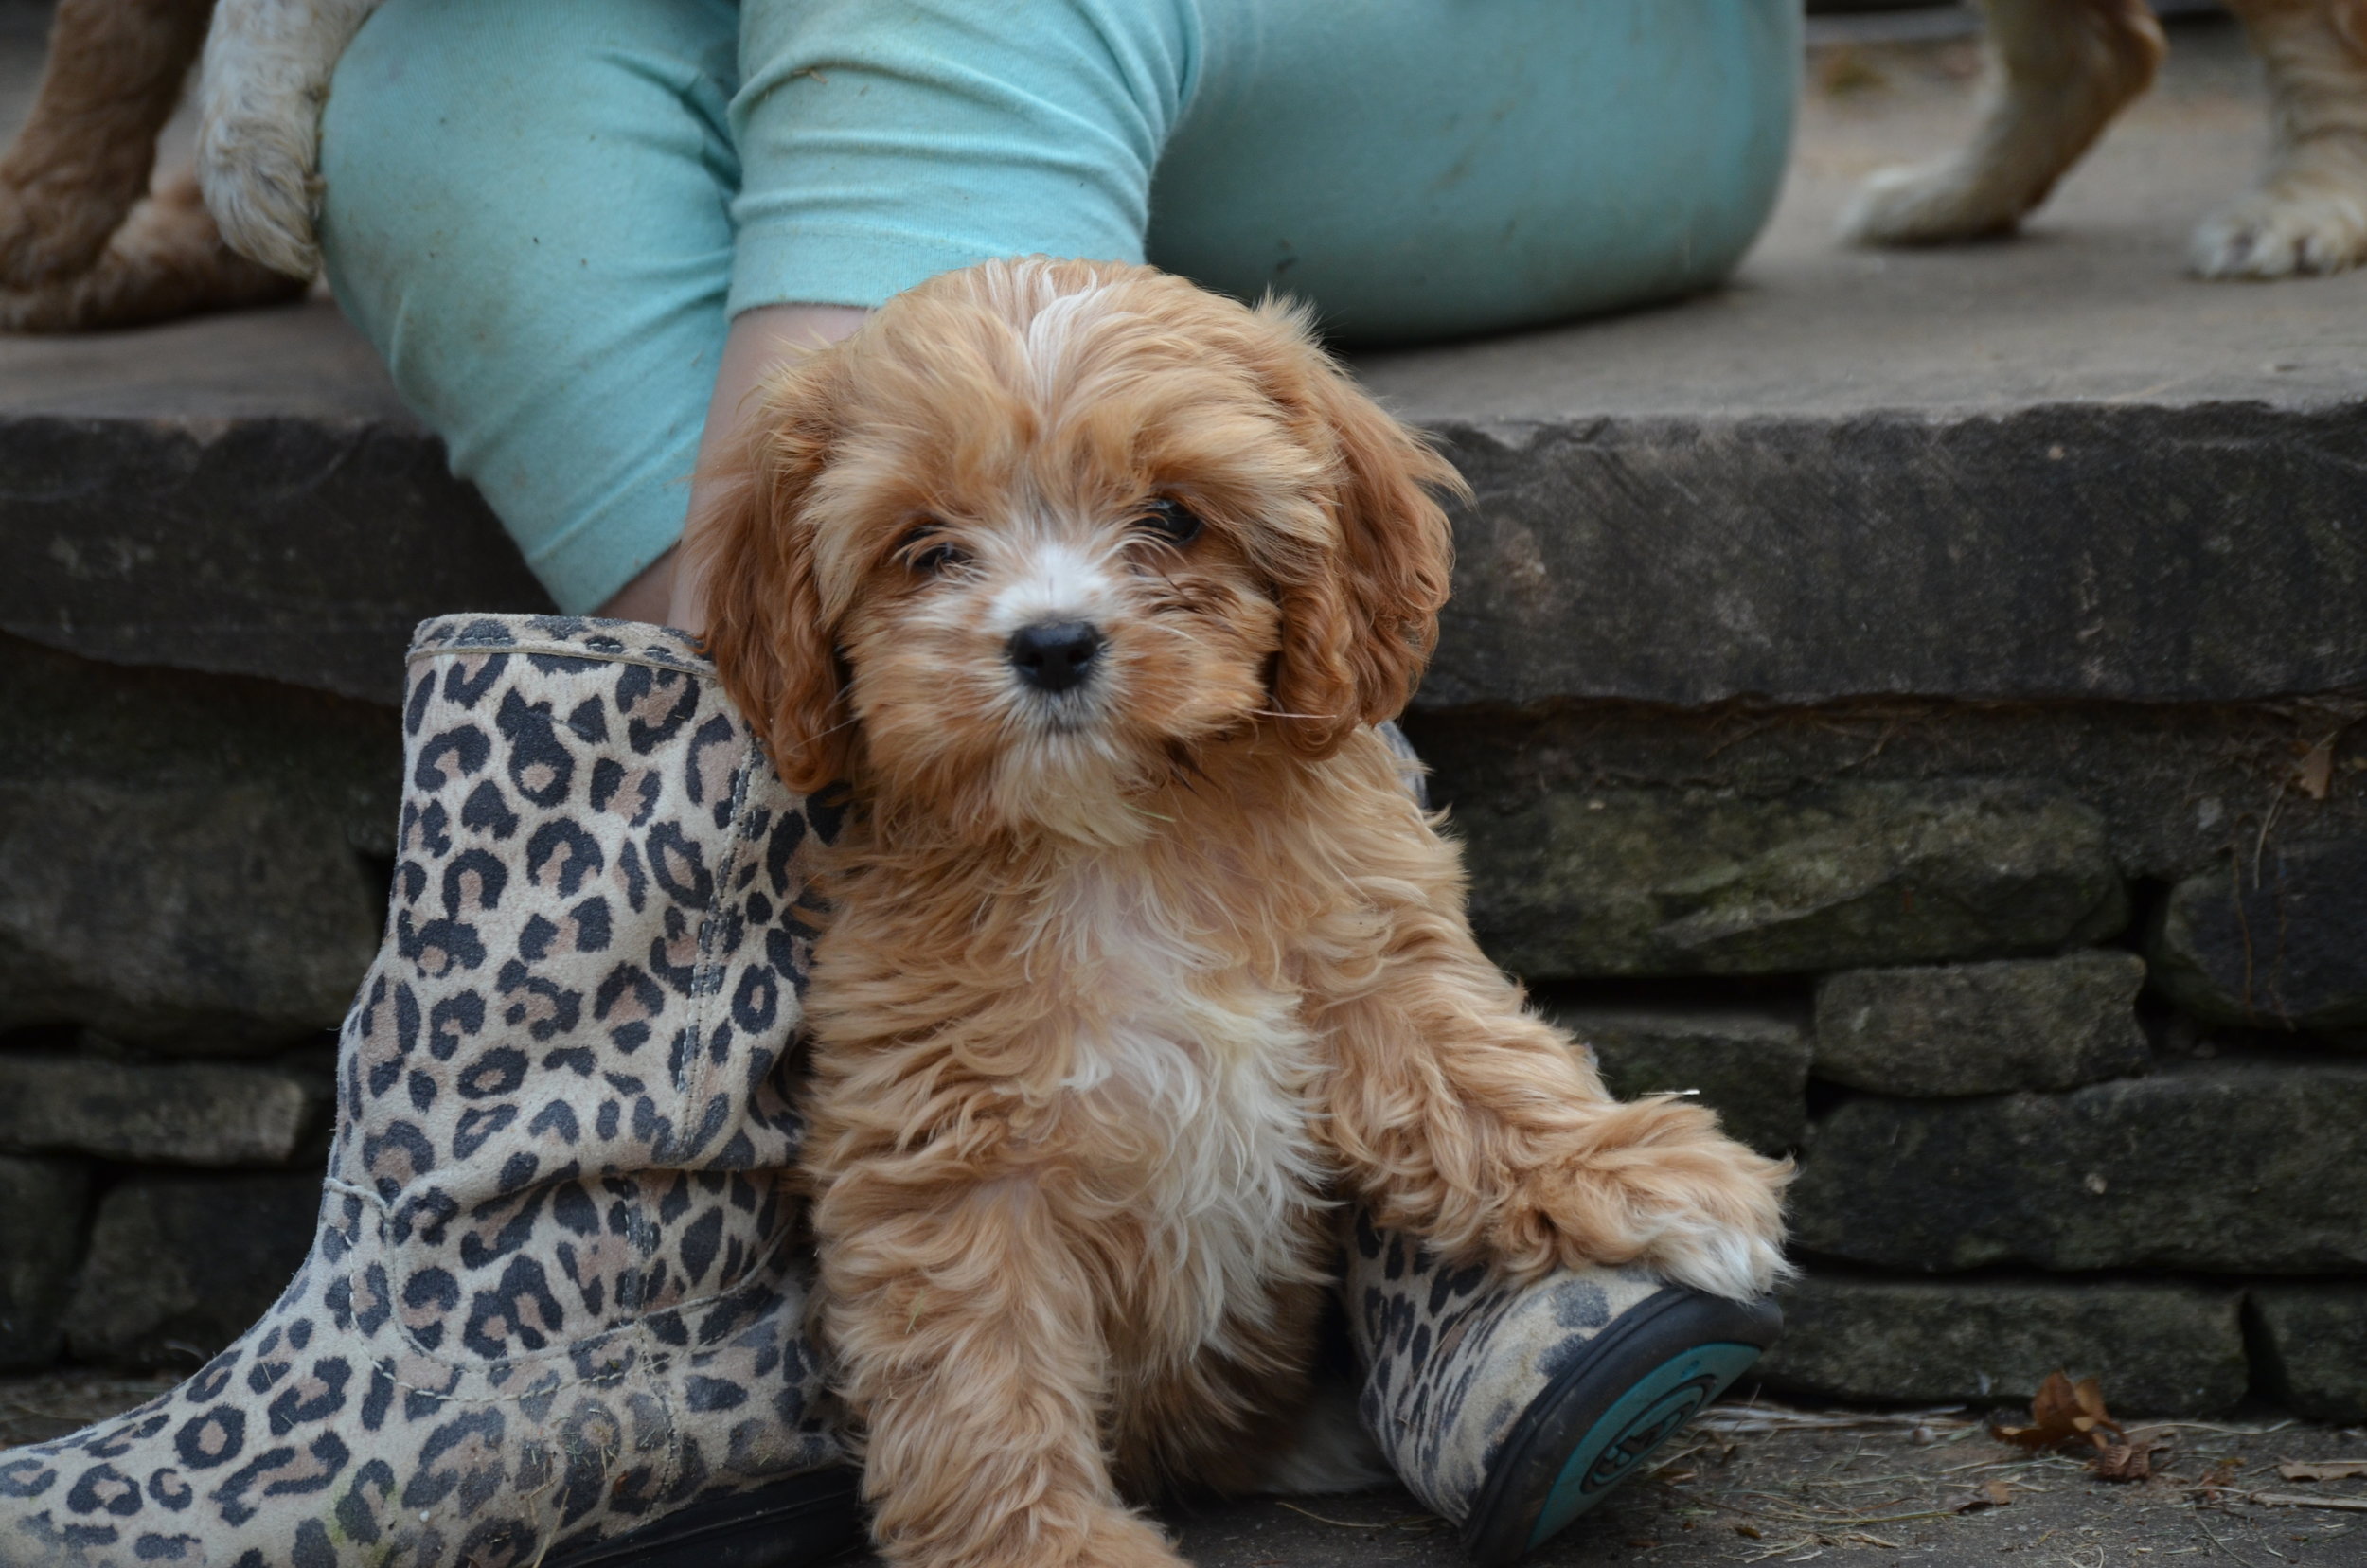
[698,257,1791,1568]
[1845,0,2367,276]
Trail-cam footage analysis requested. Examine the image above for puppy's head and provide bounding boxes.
[700,258,1462,839]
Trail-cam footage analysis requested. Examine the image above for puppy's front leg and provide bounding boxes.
[815,1166,1184,1568]
[1318,907,1790,1304]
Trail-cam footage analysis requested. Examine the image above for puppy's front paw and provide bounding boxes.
[1503,1097,1792,1303]
[1840,158,2028,246]
[2190,174,2367,278]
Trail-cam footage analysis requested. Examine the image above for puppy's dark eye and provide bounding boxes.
[1138,498,1202,546]
[899,525,968,576]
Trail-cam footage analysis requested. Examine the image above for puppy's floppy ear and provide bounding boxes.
[696,362,855,795]
[1254,301,1467,758]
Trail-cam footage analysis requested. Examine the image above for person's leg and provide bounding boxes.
[1149,0,1800,344]
[317,0,743,616]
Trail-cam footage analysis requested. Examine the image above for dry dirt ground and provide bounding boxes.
[5,1374,2363,1568]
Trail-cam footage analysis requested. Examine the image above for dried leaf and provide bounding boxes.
[1946,1488,2004,1514]
[2092,1440,2165,1482]
[1984,1480,2015,1506]
[1994,1370,2126,1452]
[1734,1523,1765,1540]
[2299,737,2336,800]
[2280,1460,2367,1483]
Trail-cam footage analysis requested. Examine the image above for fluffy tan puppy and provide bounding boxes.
[699,257,1790,1568]
[1844,0,2367,277]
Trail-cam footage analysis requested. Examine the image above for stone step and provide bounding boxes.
[7,15,2365,708]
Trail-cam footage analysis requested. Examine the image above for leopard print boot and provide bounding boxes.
[0,615,857,1568]
[1346,1214,1781,1567]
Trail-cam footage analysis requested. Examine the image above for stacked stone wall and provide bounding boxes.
[6,624,2363,1418]
[0,634,389,1372]
[1408,690,2367,1418]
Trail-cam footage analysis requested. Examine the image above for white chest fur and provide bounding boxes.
[1040,863,1332,1361]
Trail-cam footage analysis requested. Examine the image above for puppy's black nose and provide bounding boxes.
[1008,620,1102,693]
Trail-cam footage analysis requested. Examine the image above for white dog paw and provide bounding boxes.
[2190,185,2367,278]
[1840,160,2025,246]
[1634,1215,1795,1304]
[198,123,322,280]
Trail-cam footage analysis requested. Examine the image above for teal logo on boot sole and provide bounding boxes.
[1527,1342,1762,1551]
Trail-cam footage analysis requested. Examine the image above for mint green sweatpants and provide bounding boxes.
[318,0,1798,613]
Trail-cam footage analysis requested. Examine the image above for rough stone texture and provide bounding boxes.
[0,1055,329,1166]
[1813,953,2152,1096]
[1791,1060,2367,1274]
[1406,695,2367,897]
[0,780,383,1048]
[0,633,394,1051]
[2250,1284,2367,1420]
[2149,842,2367,1037]
[0,1156,88,1372]
[1457,780,2127,982]
[1410,409,2367,712]
[64,1172,320,1370]
[1546,1003,1810,1154]
[1759,1273,2249,1416]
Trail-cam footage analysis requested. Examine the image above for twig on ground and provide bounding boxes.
[2246,1491,2367,1513]
[1698,1403,1974,1436]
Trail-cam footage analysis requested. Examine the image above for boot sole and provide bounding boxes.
[550,1467,865,1568]
[1461,1288,1782,1568]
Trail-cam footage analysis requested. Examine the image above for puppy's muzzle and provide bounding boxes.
[1008,620,1102,694]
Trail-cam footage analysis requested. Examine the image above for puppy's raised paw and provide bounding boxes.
[1497,1096,1793,1304]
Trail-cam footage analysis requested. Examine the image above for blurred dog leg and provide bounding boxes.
[0,0,212,288]
[0,167,304,330]
[197,0,381,279]
[2192,0,2367,276]
[1840,0,2164,244]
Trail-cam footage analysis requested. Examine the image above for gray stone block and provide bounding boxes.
[0,780,382,1049]
[0,1156,89,1372]
[1407,697,2367,900]
[1548,1004,1810,1155]
[0,1056,328,1166]
[1759,1274,2248,1416]
[1408,407,2367,714]
[12,297,2367,713]
[0,633,396,1052]
[65,1172,319,1370]
[1,327,553,707]
[2251,1285,2367,1421]
[1791,1061,2367,1273]
[1813,953,2151,1097]
[1459,780,2127,982]
[2150,843,2367,1037]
